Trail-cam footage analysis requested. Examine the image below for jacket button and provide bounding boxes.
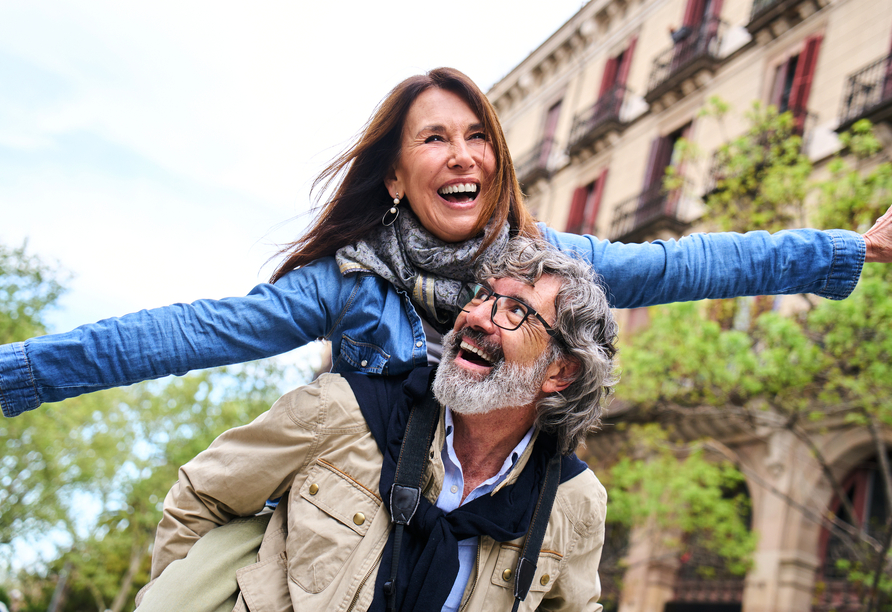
[308,483,319,495]
[540,574,550,586]
[353,513,366,526]
[502,569,512,581]
[416,341,423,348]
[360,359,368,367]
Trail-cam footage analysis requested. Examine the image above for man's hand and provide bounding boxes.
[864,204,892,263]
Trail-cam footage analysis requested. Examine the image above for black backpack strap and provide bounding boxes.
[384,389,440,612]
[511,452,562,612]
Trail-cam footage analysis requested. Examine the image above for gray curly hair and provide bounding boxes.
[476,237,619,454]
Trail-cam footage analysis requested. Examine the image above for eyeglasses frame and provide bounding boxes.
[459,282,560,339]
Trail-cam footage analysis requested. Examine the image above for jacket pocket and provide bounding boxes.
[287,461,382,593]
[489,543,563,594]
[337,334,390,374]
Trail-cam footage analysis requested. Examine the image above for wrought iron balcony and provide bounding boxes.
[513,137,554,187]
[645,17,724,105]
[837,53,892,132]
[609,183,693,242]
[747,0,827,37]
[568,84,627,157]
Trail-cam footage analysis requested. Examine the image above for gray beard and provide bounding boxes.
[432,329,553,416]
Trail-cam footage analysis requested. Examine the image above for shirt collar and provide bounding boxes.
[443,406,535,491]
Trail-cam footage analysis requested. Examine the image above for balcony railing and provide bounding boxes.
[568,84,627,157]
[645,17,724,104]
[609,183,693,242]
[513,137,554,187]
[747,0,827,36]
[837,52,892,132]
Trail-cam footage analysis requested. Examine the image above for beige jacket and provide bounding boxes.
[153,373,607,612]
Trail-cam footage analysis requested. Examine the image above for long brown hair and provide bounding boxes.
[270,67,537,282]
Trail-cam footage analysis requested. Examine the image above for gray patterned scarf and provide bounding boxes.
[336,209,510,330]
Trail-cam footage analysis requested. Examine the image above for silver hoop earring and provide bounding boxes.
[383,193,401,226]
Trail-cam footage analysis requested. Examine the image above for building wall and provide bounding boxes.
[488,0,892,610]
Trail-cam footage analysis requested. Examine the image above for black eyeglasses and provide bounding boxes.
[458,282,559,338]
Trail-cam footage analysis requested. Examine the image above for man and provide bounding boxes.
[138,237,618,612]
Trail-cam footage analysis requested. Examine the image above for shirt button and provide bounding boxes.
[360,359,368,367]
[416,341,423,348]
[450,485,459,494]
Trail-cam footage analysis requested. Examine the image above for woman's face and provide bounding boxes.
[386,88,497,243]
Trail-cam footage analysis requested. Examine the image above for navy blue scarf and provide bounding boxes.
[343,367,587,612]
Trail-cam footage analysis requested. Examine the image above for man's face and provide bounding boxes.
[432,275,563,415]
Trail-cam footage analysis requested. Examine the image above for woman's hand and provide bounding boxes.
[864,204,892,263]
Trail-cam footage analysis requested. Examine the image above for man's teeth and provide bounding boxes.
[439,183,478,195]
[460,340,493,364]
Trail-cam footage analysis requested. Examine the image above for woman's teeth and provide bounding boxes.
[438,183,478,196]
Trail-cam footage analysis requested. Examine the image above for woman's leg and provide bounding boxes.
[136,514,271,612]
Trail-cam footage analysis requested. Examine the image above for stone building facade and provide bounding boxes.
[488,1,892,611]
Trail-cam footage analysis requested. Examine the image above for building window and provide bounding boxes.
[566,168,609,235]
[769,34,823,134]
[642,123,690,194]
[814,454,891,610]
[599,37,638,99]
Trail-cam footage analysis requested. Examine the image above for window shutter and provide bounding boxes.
[642,137,663,192]
[566,187,588,234]
[598,57,620,98]
[682,0,707,28]
[788,34,823,131]
[584,168,609,234]
[617,37,638,87]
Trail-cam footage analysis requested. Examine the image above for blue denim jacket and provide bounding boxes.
[0,226,865,417]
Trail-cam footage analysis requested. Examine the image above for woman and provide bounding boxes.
[0,67,884,419]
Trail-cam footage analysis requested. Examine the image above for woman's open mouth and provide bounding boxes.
[438,182,479,204]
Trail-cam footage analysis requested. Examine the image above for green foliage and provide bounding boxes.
[0,238,314,610]
[816,120,892,233]
[613,114,892,602]
[0,241,67,343]
[604,424,756,576]
[703,102,812,233]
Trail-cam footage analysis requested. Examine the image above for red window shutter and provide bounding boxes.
[584,168,609,234]
[682,0,707,27]
[642,137,663,192]
[566,187,588,234]
[617,37,638,87]
[598,57,620,98]
[709,0,724,18]
[788,34,823,130]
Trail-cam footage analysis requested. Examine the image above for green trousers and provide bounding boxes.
[136,514,271,612]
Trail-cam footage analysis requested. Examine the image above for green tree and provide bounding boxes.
[0,241,314,611]
[605,110,892,610]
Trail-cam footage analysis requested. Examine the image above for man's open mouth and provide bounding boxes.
[438,183,479,204]
[458,339,496,367]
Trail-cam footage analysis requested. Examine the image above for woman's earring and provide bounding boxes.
[382,192,401,226]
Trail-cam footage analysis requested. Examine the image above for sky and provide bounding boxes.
[0,0,590,341]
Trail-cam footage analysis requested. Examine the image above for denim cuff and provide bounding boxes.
[0,342,39,417]
[820,229,866,300]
